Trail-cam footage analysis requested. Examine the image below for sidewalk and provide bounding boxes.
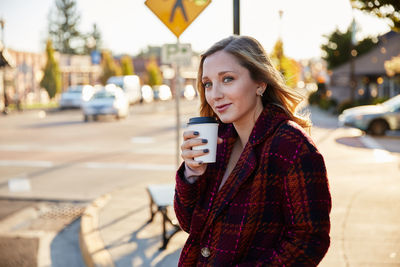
[80,180,188,267]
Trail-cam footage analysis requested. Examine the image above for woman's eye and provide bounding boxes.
[203,81,212,89]
[223,76,233,83]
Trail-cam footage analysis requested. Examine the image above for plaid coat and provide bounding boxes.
[174,104,331,266]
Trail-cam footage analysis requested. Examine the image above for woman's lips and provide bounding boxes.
[215,103,231,113]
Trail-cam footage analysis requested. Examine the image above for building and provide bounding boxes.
[58,54,101,90]
[0,41,15,112]
[3,49,101,107]
[328,31,400,103]
[6,49,47,105]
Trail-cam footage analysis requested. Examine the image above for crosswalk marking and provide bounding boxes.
[0,160,176,171]
[0,160,54,167]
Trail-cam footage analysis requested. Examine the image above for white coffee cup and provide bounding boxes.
[187,117,219,163]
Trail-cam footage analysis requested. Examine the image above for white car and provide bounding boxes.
[82,84,129,121]
[182,84,196,100]
[107,75,141,105]
[141,85,154,103]
[153,85,172,101]
[59,85,95,109]
[339,94,400,135]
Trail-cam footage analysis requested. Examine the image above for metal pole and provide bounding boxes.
[0,18,7,115]
[350,18,357,102]
[350,46,356,102]
[233,0,240,35]
[175,38,181,168]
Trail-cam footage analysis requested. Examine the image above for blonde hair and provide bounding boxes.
[197,35,311,131]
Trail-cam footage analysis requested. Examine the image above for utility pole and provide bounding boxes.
[350,18,357,102]
[0,17,8,115]
[279,10,283,39]
[175,39,181,168]
[233,0,240,35]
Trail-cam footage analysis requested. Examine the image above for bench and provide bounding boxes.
[146,184,181,250]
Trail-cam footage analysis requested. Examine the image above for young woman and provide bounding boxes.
[174,35,331,266]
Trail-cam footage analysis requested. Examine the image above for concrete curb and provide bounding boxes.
[79,193,114,267]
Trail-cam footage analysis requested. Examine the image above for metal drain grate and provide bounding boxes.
[26,203,85,232]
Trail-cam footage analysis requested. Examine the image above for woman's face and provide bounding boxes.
[202,50,263,125]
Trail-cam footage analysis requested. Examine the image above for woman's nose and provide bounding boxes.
[210,84,223,100]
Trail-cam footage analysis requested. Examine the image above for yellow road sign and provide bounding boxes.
[145,0,211,38]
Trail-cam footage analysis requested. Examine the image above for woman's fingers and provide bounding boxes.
[181,147,209,160]
[217,137,223,144]
[185,158,205,168]
[181,137,208,150]
[183,130,199,141]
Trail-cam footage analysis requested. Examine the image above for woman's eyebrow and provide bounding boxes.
[218,70,235,75]
[202,70,236,80]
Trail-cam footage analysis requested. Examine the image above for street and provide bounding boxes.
[0,99,399,266]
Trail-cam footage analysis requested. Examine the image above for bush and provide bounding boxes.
[337,100,357,114]
[308,91,337,111]
[371,97,389,105]
[308,91,319,105]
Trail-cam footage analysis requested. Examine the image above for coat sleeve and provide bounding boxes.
[174,162,204,233]
[238,149,331,266]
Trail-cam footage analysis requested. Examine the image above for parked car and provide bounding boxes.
[339,94,400,135]
[106,75,141,105]
[59,85,95,109]
[153,85,172,101]
[82,84,129,121]
[182,84,196,100]
[141,85,154,103]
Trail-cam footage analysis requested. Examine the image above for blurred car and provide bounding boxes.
[82,84,129,121]
[106,75,141,105]
[141,85,154,103]
[339,94,400,135]
[59,85,95,109]
[182,84,196,100]
[153,85,172,101]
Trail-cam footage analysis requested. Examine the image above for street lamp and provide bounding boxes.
[0,18,4,43]
[279,10,283,39]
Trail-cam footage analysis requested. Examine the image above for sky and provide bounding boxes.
[0,0,392,60]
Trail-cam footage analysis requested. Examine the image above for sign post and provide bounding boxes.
[145,0,211,168]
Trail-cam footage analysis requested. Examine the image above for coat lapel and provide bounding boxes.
[202,104,289,231]
[214,144,258,217]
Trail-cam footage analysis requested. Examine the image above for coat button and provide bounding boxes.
[201,247,211,258]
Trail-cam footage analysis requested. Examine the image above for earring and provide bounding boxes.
[257,89,264,97]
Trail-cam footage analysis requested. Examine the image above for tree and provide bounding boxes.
[84,23,102,54]
[270,39,300,88]
[351,0,400,32]
[321,25,376,69]
[100,50,121,85]
[120,55,135,75]
[146,59,163,87]
[48,0,83,54]
[40,40,62,99]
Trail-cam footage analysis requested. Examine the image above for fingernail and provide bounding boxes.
[198,161,203,165]
[193,131,199,136]
[203,149,209,153]
[202,139,208,143]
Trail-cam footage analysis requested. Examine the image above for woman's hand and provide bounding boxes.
[181,131,223,175]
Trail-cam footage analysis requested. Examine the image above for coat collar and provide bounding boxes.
[218,103,290,147]
[201,104,290,233]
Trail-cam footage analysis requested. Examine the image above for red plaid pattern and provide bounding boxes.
[174,104,331,266]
